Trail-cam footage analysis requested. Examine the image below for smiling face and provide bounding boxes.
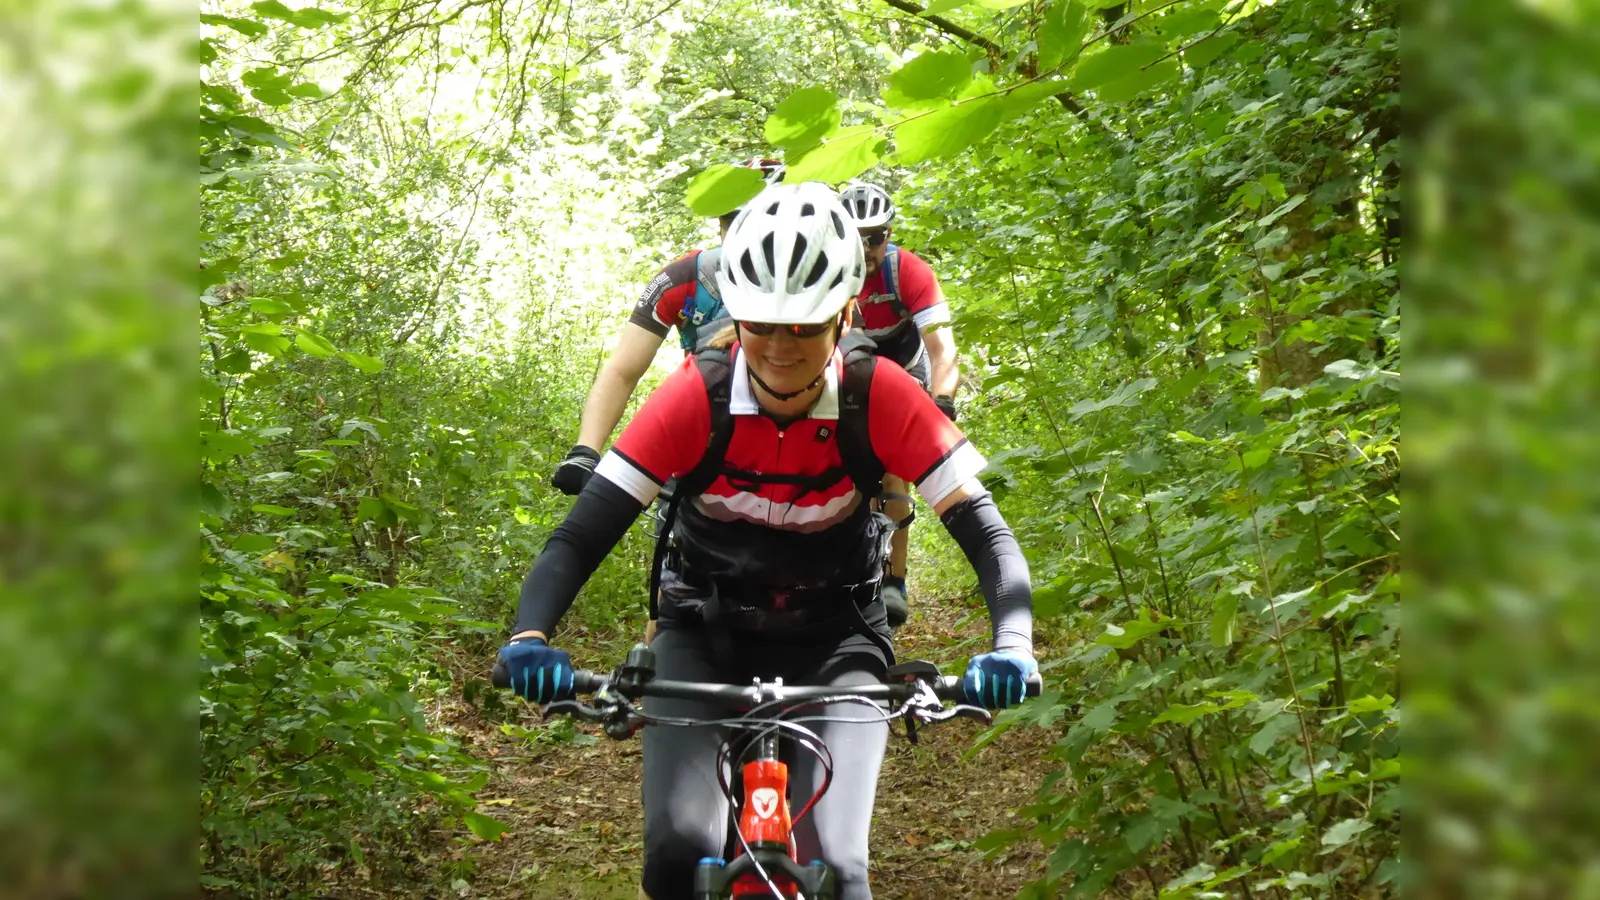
[860,226,890,276]
[737,312,847,404]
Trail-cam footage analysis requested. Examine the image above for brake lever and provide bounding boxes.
[543,699,607,723]
[907,701,993,726]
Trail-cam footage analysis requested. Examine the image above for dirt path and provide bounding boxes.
[396,599,1055,899]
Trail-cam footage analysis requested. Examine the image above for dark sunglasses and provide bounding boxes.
[738,320,834,338]
[860,230,889,248]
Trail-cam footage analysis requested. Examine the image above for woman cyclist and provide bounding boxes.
[496,182,1037,900]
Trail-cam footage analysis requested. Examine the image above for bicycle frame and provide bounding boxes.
[693,731,836,900]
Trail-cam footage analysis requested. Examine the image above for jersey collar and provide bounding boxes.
[730,346,842,419]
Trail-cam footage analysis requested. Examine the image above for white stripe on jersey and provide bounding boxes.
[694,487,862,533]
[596,452,662,505]
[915,441,986,508]
[911,302,952,332]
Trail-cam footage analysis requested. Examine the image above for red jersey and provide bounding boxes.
[594,346,984,533]
[853,248,951,365]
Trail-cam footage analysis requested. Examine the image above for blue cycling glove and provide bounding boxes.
[960,650,1038,709]
[498,637,576,704]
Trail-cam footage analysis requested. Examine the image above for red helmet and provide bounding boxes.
[737,156,786,185]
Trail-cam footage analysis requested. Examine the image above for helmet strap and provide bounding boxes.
[747,366,825,402]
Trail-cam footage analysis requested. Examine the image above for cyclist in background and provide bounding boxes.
[549,158,786,496]
[837,181,961,631]
[498,182,1035,900]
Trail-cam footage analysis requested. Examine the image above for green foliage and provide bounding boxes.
[198,0,1399,894]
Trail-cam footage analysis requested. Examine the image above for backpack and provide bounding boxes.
[677,248,728,352]
[647,332,907,620]
[878,244,909,323]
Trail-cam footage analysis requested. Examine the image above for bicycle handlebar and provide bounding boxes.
[490,652,1041,706]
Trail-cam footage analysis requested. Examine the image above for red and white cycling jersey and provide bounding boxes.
[628,250,703,338]
[853,248,951,364]
[594,345,985,534]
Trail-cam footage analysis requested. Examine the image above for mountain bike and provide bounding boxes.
[493,643,1039,899]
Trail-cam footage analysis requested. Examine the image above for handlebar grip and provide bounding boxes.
[489,658,604,695]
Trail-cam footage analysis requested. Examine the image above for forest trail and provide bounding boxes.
[341,598,1056,900]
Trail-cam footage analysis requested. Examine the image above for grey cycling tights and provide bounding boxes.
[639,623,890,900]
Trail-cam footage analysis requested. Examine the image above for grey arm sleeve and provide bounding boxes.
[939,489,1033,654]
[511,474,645,636]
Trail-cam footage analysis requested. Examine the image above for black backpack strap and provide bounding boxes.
[835,337,887,504]
[648,347,735,620]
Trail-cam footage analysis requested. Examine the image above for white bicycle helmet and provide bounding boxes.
[717,182,865,325]
[838,182,895,228]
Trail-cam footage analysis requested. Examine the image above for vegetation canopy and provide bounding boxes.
[198,0,1399,895]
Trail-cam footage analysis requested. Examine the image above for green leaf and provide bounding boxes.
[685,164,767,218]
[784,126,884,184]
[1079,700,1120,732]
[287,82,325,100]
[1249,712,1298,755]
[1319,817,1372,851]
[251,504,297,516]
[893,96,1003,164]
[464,811,510,842]
[1209,594,1239,646]
[1157,7,1221,38]
[925,0,975,11]
[1152,702,1219,726]
[295,330,338,358]
[356,496,391,523]
[1000,80,1069,120]
[214,349,253,374]
[1067,376,1157,418]
[1038,1,1089,72]
[1257,194,1306,228]
[251,86,294,107]
[1069,43,1167,92]
[1262,837,1301,866]
[1095,610,1165,649]
[764,87,840,152]
[1183,32,1238,68]
[290,7,349,27]
[1096,58,1180,103]
[250,0,296,21]
[339,351,385,373]
[200,481,232,517]
[201,14,269,37]
[1346,694,1394,714]
[243,330,291,356]
[887,50,972,104]
[977,0,1030,7]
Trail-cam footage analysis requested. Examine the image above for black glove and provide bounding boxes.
[551,444,601,496]
[933,395,957,422]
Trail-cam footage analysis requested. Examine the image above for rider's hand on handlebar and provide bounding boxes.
[498,637,577,703]
[550,444,601,495]
[959,649,1038,709]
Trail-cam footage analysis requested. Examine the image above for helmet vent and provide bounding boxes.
[830,212,845,239]
[788,235,809,278]
[828,270,844,289]
[740,250,761,284]
[760,233,776,274]
[803,253,828,288]
[800,202,815,217]
[767,202,781,215]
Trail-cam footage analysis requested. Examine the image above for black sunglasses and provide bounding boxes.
[860,230,889,248]
[738,320,834,338]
